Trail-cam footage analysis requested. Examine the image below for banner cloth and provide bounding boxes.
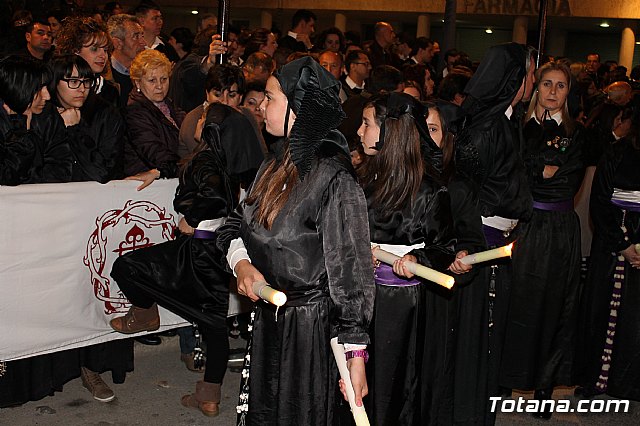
[0,179,191,361]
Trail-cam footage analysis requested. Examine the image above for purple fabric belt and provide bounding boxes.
[611,199,640,212]
[193,229,217,240]
[482,225,507,248]
[375,263,421,287]
[532,200,574,212]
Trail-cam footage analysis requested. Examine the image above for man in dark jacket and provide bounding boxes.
[277,9,316,53]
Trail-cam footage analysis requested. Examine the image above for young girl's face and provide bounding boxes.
[357,106,381,156]
[261,76,295,137]
[426,107,443,147]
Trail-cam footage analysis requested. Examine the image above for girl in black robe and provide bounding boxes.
[575,127,640,401]
[499,61,585,416]
[109,102,264,416]
[357,92,456,426]
[215,57,375,426]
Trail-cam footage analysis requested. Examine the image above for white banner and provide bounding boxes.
[0,179,190,361]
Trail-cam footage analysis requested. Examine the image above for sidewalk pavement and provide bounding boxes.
[1,336,638,425]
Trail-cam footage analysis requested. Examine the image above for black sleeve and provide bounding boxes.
[590,143,628,253]
[321,170,375,345]
[0,116,36,185]
[173,151,231,227]
[409,186,457,272]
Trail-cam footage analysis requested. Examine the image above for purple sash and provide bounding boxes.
[193,229,217,240]
[482,225,507,248]
[611,199,640,212]
[375,263,421,287]
[532,200,574,212]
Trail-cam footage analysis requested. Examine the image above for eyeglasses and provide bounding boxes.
[61,78,95,89]
[353,62,371,67]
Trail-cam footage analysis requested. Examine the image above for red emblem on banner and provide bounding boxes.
[83,200,176,314]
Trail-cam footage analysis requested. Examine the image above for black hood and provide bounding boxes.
[461,43,531,130]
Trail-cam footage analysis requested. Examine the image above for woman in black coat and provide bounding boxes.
[124,49,186,189]
[1,55,70,186]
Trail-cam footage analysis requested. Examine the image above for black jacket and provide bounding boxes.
[123,91,185,178]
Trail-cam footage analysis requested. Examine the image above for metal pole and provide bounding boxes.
[217,0,230,64]
[440,0,457,74]
[536,0,548,67]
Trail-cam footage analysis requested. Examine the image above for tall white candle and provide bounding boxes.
[330,337,370,426]
[252,281,287,306]
[460,243,513,265]
[372,247,455,289]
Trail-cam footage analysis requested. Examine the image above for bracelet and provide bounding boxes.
[345,349,369,363]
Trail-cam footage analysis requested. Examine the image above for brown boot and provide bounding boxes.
[80,367,115,402]
[181,380,221,417]
[110,303,160,334]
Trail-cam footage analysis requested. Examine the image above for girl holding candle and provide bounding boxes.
[499,61,585,418]
[216,57,375,425]
[357,92,456,425]
[575,114,640,401]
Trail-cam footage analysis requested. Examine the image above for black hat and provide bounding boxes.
[274,57,346,179]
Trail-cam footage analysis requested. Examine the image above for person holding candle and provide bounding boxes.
[357,92,456,425]
[499,61,585,418]
[453,43,536,422]
[109,102,264,417]
[575,113,640,401]
[216,57,375,425]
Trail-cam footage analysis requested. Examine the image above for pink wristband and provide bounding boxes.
[345,349,369,363]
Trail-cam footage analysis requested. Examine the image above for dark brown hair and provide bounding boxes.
[245,144,299,229]
[359,98,424,215]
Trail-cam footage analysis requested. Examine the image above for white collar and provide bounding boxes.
[150,36,164,50]
[287,30,298,39]
[505,105,513,119]
[345,75,364,90]
[529,109,563,125]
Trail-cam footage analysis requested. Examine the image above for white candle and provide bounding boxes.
[460,243,513,265]
[330,337,370,426]
[372,247,455,289]
[252,281,287,306]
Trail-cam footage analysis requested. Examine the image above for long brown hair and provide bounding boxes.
[359,100,424,215]
[245,144,299,229]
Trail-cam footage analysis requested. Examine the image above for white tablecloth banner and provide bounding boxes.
[0,179,192,361]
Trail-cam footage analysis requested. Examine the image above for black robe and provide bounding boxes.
[216,140,375,426]
[500,118,585,390]
[365,176,456,426]
[576,139,640,400]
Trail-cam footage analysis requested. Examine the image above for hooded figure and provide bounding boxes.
[215,57,375,425]
[110,102,264,418]
[455,42,534,222]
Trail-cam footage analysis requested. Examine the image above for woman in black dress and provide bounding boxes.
[499,61,585,417]
[109,101,264,416]
[216,57,375,426]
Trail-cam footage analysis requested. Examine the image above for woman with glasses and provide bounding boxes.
[124,49,185,190]
[48,54,125,183]
[56,16,119,107]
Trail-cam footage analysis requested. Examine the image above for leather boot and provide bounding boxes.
[181,380,221,417]
[532,388,554,420]
[110,303,160,334]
